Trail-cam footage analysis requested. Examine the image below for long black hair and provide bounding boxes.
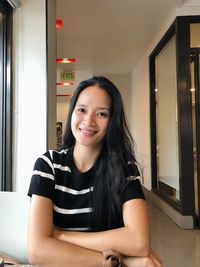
[62,76,137,231]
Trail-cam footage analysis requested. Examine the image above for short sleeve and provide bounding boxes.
[121,162,145,203]
[27,151,55,201]
[122,179,145,203]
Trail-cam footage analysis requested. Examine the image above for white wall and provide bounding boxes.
[105,73,132,127]
[13,0,47,192]
[131,56,151,189]
[130,2,200,190]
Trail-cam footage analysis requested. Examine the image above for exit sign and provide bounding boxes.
[60,71,75,82]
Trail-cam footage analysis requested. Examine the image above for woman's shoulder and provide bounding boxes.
[35,147,71,165]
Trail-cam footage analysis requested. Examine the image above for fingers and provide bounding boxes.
[150,249,162,263]
[149,250,164,267]
[103,250,122,260]
[102,250,122,267]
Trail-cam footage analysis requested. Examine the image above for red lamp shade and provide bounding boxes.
[56,94,72,97]
[56,19,63,29]
[56,82,74,86]
[56,58,76,63]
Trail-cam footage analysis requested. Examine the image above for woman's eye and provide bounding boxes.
[77,108,85,113]
[96,112,108,117]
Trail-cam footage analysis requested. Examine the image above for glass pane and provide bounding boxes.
[190,56,199,216]
[190,23,200,48]
[190,49,200,221]
[155,35,180,203]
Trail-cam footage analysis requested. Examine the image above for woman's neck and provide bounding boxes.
[73,144,101,172]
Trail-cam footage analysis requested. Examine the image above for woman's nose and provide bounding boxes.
[84,112,95,125]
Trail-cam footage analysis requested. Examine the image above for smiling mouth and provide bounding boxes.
[79,128,97,136]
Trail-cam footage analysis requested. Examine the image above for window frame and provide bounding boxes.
[0,0,13,191]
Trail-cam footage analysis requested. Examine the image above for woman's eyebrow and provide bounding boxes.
[76,104,110,110]
[97,107,110,111]
[75,104,86,107]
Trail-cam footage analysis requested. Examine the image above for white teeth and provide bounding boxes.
[81,129,94,133]
[80,128,96,135]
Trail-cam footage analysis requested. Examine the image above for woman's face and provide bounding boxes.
[71,85,111,149]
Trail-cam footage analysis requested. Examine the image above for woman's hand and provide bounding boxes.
[145,249,163,267]
[53,228,163,267]
[123,249,163,267]
[102,250,123,267]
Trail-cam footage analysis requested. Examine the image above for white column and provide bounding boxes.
[13,0,47,192]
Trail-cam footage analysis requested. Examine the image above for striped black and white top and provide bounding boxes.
[28,147,144,232]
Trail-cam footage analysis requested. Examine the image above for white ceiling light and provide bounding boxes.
[7,0,21,10]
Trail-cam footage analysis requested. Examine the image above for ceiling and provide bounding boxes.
[56,0,183,75]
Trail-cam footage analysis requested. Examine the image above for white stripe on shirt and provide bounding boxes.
[53,164,71,172]
[53,205,93,214]
[127,175,141,181]
[51,149,68,155]
[33,170,54,181]
[55,184,93,195]
[40,155,55,175]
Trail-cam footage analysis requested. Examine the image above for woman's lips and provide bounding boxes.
[79,128,97,136]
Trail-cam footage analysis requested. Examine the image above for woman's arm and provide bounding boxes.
[54,199,150,257]
[28,195,103,267]
[123,249,164,267]
[102,249,163,267]
[28,195,162,267]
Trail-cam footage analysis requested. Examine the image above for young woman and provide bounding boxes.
[28,76,163,267]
